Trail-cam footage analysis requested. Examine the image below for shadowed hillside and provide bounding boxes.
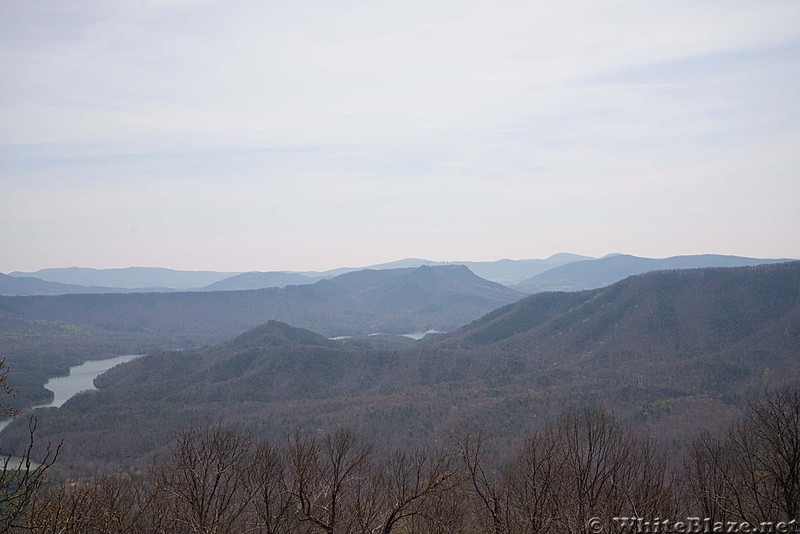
[199,271,317,291]
[7,253,592,294]
[0,265,521,343]
[4,262,799,475]
[0,266,523,406]
[512,254,792,293]
[9,267,237,290]
[0,273,136,296]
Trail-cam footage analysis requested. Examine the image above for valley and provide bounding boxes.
[4,3,797,528]
[0,354,142,433]
[1,260,797,479]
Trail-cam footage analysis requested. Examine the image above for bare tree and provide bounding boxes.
[288,428,372,533]
[157,425,260,533]
[454,425,509,534]
[0,358,62,530]
[246,440,294,534]
[23,471,165,533]
[456,408,676,534]
[743,383,800,519]
[686,383,800,523]
[352,447,461,533]
[684,433,738,523]
[0,357,20,418]
[402,480,470,534]
[501,427,564,533]
[551,407,675,532]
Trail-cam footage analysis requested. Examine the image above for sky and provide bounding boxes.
[1,0,799,273]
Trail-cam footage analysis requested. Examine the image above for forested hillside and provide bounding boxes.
[4,385,800,532]
[4,262,798,476]
[512,254,791,293]
[0,265,519,344]
[0,265,522,406]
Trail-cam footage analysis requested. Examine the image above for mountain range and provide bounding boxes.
[8,267,237,290]
[4,253,792,296]
[0,265,523,406]
[0,273,135,297]
[6,255,589,295]
[3,260,798,475]
[511,253,792,293]
[0,265,520,342]
[198,271,317,291]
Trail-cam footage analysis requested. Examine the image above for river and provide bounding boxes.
[0,354,142,433]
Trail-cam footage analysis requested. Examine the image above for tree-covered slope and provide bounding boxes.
[5,262,799,475]
[512,254,792,293]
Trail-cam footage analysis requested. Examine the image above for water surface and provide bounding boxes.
[0,354,142,434]
[38,354,142,408]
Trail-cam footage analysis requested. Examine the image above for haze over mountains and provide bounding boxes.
[4,260,798,474]
[0,265,523,406]
[0,273,135,297]
[512,253,793,293]
[199,271,317,291]
[5,254,590,295]
[8,267,237,291]
[3,252,792,296]
[1,253,792,406]
[1,251,798,476]
[0,265,520,343]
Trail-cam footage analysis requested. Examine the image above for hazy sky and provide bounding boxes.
[2,1,799,272]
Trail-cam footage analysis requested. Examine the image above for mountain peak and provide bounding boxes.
[228,321,338,349]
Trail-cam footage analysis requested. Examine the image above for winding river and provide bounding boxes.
[0,354,142,433]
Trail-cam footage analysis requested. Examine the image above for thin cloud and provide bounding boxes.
[1,1,798,270]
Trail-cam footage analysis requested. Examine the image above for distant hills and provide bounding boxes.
[9,266,237,291]
[511,254,793,293]
[199,271,317,291]
[4,253,793,297]
[5,255,591,295]
[0,264,523,347]
[5,260,799,474]
[457,253,593,286]
[0,264,522,406]
[0,273,132,297]
[298,253,593,286]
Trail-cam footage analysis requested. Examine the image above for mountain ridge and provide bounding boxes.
[9,266,238,290]
[0,265,523,344]
[5,253,592,294]
[512,253,794,293]
[0,273,135,296]
[199,271,317,291]
[8,253,792,296]
[6,261,799,475]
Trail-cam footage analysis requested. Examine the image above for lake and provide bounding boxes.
[38,354,142,408]
[330,329,443,341]
[0,354,142,433]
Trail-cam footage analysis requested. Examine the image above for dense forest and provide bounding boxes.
[3,262,798,476]
[2,383,800,532]
[4,0,797,529]
[0,261,799,531]
[0,265,521,406]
